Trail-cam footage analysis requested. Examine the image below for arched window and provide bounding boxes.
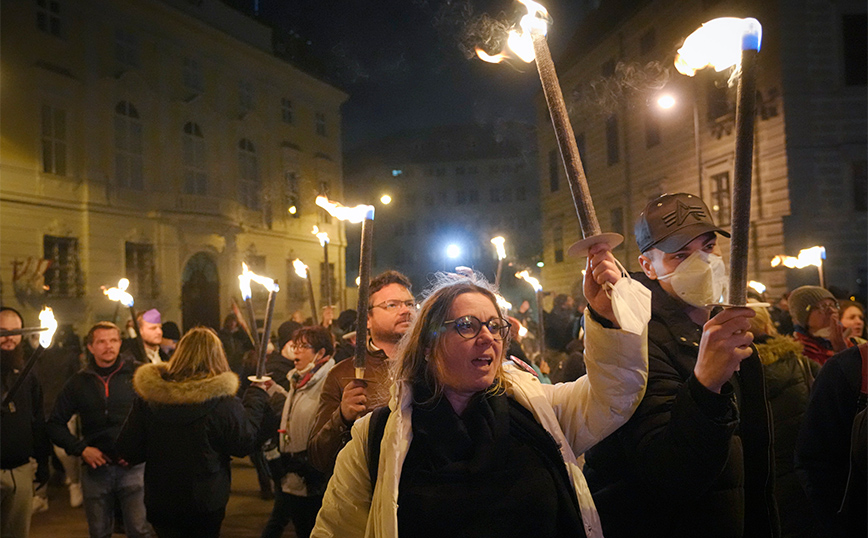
[114,101,143,190]
[183,122,207,195]
[238,138,259,209]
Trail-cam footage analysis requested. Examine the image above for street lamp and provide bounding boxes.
[445,244,461,259]
[380,194,392,205]
[656,90,703,199]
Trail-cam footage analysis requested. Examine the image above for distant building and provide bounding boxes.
[0,0,349,333]
[343,123,541,301]
[537,0,866,302]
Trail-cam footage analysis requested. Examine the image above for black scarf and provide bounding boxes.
[397,384,585,538]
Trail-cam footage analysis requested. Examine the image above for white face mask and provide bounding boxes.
[658,250,727,308]
[608,260,652,335]
[812,327,832,339]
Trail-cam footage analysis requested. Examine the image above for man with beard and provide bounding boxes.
[308,271,413,474]
[47,321,150,538]
[1,307,50,538]
[583,193,778,537]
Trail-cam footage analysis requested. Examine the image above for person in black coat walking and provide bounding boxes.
[116,327,269,538]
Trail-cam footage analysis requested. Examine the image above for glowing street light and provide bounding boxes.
[446,244,461,259]
[380,194,392,205]
[657,94,676,109]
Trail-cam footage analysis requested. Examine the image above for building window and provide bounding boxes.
[639,28,656,56]
[842,14,867,86]
[553,225,564,263]
[183,57,203,93]
[549,149,560,192]
[182,122,207,195]
[115,29,140,68]
[606,115,620,165]
[281,98,293,124]
[36,0,61,37]
[239,80,254,114]
[114,101,143,190]
[125,242,156,299]
[238,138,259,210]
[43,235,83,297]
[41,104,66,176]
[710,172,731,226]
[645,112,661,148]
[318,181,331,223]
[315,112,326,137]
[854,160,867,212]
[285,171,300,218]
[706,75,732,122]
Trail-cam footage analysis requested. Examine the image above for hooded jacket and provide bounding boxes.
[311,310,648,538]
[115,363,267,515]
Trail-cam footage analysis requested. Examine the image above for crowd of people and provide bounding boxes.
[0,191,866,538]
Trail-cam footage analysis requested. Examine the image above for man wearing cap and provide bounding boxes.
[47,321,150,538]
[788,285,851,365]
[584,193,778,537]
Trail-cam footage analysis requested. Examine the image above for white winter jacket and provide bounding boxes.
[275,358,335,496]
[311,311,648,538]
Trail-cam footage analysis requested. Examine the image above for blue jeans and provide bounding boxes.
[81,463,150,538]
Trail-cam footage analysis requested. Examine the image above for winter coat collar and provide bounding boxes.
[133,362,239,405]
[753,334,804,365]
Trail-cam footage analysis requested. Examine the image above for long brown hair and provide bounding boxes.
[165,327,230,381]
[393,271,511,403]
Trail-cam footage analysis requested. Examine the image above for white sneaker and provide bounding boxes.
[69,482,83,508]
[32,495,49,513]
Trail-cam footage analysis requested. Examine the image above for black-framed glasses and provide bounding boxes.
[371,300,416,312]
[443,315,510,340]
[809,301,840,313]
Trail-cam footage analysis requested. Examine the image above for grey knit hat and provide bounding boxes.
[788,286,835,328]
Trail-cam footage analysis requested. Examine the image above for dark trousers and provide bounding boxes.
[149,508,225,538]
[260,491,323,538]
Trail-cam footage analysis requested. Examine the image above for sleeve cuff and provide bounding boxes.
[688,375,736,421]
[587,306,617,329]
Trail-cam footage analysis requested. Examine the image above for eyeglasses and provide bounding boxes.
[809,301,840,313]
[443,315,511,340]
[291,343,314,350]
[371,300,416,312]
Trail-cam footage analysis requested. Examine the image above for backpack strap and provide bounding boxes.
[366,406,391,490]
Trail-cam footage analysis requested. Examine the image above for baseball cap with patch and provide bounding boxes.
[635,193,730,253]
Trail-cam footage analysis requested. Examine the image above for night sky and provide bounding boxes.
[250,0,594,150]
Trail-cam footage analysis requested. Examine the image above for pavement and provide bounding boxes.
[30,458,295,537]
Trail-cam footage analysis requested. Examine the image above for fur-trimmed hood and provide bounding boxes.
[754,334,804,366]
[133,362,239,405]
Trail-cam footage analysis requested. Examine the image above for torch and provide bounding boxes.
[293,259,319,325]
[675,17,763,306]
[771,245,826,288]
[491,236,507,288]
[238,263,260,351]
[238,264,279,383]
[102,278,146,363]
[2,307,57,409]
[313,226,332,307]
[316,195,375,379]
[516,270,545,357]
[478,1,623,256]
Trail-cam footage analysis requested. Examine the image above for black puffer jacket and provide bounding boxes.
[584,274,779,538]
[755,335,818,538]
[115,363,268,516]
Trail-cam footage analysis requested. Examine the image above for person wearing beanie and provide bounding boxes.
[160,321,181,358]
[788,286,851,366]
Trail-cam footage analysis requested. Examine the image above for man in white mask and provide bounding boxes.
[584,193,779,538]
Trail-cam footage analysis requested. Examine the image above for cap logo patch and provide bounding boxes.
[662,200,706,227]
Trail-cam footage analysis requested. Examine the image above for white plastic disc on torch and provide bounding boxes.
[567,232,625,258]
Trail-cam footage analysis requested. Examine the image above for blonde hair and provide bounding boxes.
[393,271,511,404]
[748,301,778,337]
[165,327,230,381]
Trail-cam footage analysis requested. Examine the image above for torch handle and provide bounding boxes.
[129,306,148,364]
[323,244,332,308]
[495,259,504,289]
[306,275,319,325]
[727,49,758,307]
[536,290,546,359]
[2,346,45,408]
[531,33,601,239]
[254,289,277,381]
[244,298,258,349]
[354,218,374,376]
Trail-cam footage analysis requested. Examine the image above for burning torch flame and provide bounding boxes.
[38,307,57,348]
[674,17,763,77]
[496,295,513,311]
[491,236,507,260]
[312,225,330,247]
[771,246,825,269]
[315,196,374,223]
[748,280,766,294]
[515,270,542,292]
[476,0,549,64]
[293,259,309,279]
[102,278,134,307]
[239,262,279,300]
[517,323,528,337]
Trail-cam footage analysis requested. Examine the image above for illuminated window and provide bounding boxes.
[44,235,83,297]
[36,0,61,37]
[126,242,156,299]
[183,122,207,195]
[710,172,731,226]
[114,101,143,190]
[41,104,66,175]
